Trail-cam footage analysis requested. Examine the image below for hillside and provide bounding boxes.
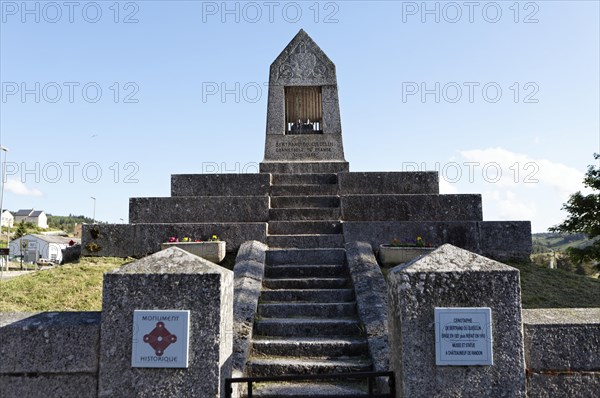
[509,260,600,308]
[46,214,96,234]
[532,232,593,254]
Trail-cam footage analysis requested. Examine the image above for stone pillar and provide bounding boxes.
[98,247,233,398]
[387,244,526,397]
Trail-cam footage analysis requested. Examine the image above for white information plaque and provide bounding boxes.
[434,307,493,366]
[132,310,190,368]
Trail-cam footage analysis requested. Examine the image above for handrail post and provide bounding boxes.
[225,371,396,397]
[224,379,232,398]
[388,372,396,398]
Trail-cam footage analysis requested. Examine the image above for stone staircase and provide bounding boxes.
[244,173,373,396]
[267,173,344,250]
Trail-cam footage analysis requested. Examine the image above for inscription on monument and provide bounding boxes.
[434,307,493,366]
[275,140,334,159]
[132,310,190,368]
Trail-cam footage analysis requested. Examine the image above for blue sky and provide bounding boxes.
[1,0,599,232]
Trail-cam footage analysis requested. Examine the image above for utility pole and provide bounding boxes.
[91,197,96,223]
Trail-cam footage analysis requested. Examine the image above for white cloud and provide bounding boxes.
[459,147,583,195]
[439,178,458,194]
[453,148,586,232]
[4,178,43,197]
[484,189,537,221]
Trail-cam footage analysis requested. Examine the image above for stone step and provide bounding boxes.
[269,208,341,221]
[271,196,340,209]
[251,336,368,357]
[259,161,349,174]
[265,264,347,278]
[254,318,362,337]
[269,221,342,235]
[263,277,348,290]
[271,185,338,197]
[244,381,368,398]
[271,173,338,186]
[260,289,355,303]
[258,302,357,318]
[267,248,346,265]
[267,234,345,249]
[247,357,372,377]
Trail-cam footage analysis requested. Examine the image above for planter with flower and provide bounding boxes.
[378,236,435,266]
[160,234,225,263]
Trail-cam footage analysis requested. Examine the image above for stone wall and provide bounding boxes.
[129,196,269,223]
[340,194,483,221]
[523,308,600,397]
[231,241,268,398]
[171,174,270,197]
[1,299,598,396]
[343,220,531,262]
[345,241,391,393]
[2,249,236,398]
[0,312,101,398]
[338,172,439,195]
[82,223,267,257]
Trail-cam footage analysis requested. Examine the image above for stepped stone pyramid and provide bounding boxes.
[81,28,531,395]
[82,29,531,261]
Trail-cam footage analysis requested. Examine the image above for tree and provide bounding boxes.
[550,153,600,270]
[14,221,28,239]
[12,221,40,239]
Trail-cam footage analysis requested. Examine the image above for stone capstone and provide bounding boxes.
[387,244,526,397]
[98,247,233,398]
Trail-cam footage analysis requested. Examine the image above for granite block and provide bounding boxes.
[98,248,233,398]
[263,134,346,162]
[259,161,349,174]
[341,194,483,221]
[129,196,269,223]
[343,221,481,254]
[322,85,342,135]
[133,223,267,257]
[0,312,101,374]
[0,374,98,398]
[82,223,135,257]
[387,244,526,397]
[527,373,599,398]
[268,29,337,87]
[171,174,270,197]
[523,308,600,372]
[265,84,285,135]
[338,172,439,195]
[345,241,390,393]
[231,241,268,398]
[479,221,532,262]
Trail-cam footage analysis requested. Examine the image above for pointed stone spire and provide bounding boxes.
[261,29,348,174]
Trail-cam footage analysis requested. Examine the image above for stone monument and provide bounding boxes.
[5,29,597,398]
[261,29,349,174]
[81,29,531,264]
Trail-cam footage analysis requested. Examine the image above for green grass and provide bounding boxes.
[509,261,600,308]
[2,253,598,312]
[0,257,131,312]
[380,260,599,309]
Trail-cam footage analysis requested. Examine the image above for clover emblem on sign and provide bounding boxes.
[143,322,177,356]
